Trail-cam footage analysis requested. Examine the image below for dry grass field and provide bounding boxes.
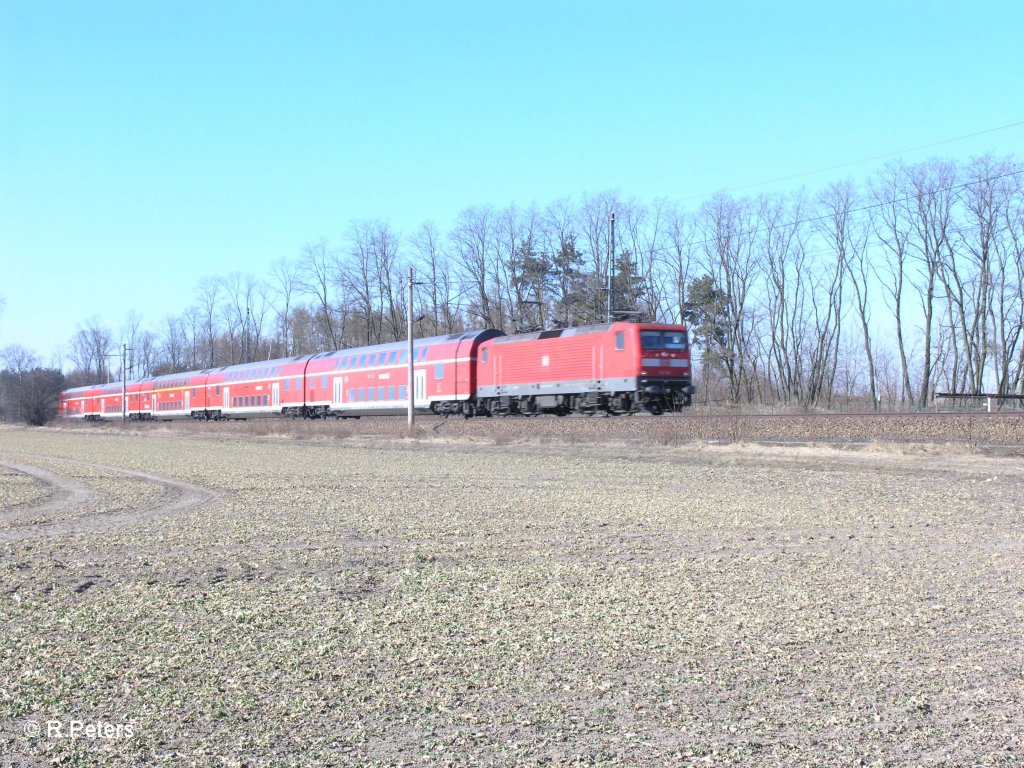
[1,422,1022,766]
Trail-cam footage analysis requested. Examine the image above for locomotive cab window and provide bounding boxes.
[482,349,488,363]
[641,330,689,351]
[615,332,625,350]
[663,332,688,350]
[640,331,663,349]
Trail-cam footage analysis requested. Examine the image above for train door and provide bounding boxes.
[100,398,105,416]
[151,393,158,416]
[272,383,280,407]
[333,378,342,404]
[414,369,427,407]
[184,390,190,412]
[223,387,230,409]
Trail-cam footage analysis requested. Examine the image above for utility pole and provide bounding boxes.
[120,344,133,423]
[407,266,415,432]
[606,211,616,323]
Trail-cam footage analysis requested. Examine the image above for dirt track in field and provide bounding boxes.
[1,425,1022,767]
[0,458,219,543]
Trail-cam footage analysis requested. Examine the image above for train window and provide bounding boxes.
[399,350,407,364]
[284,380,290,391]
[215,386,221,395]
[348,388,354,401]
[368,388,376,401]
[294,378,301,390]
[358,355,367,367]
[640,331,664,350]
[663,332,688,350]
[321,375,327,388]
[434,363,444,379]
[377,386,385,400]
[615,332,625,351]
[388,385,395,400]
[358,388,365,401]
[388,350,397,365]
[399,385,407,401]
[482,349,488,363]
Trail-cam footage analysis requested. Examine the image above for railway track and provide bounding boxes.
[63,410,1024,451]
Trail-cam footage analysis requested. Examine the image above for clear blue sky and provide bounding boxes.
[2,0,1022,363]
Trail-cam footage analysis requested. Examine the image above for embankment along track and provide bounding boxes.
[76,411,1024,449]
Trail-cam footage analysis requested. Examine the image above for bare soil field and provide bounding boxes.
[1,424,1022,766]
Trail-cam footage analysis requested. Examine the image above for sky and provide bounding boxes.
[2,0,1023,365]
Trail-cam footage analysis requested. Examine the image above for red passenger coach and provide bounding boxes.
[207,355,311,420]
[474,322,694,415]
[59,385,96,420]
[305,330,502,418]
[142,373,191,419]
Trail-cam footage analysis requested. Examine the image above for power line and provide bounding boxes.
[622,167,1024,263]
[683,120,1024,202]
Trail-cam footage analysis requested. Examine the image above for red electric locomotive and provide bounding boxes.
[471,322,693,416]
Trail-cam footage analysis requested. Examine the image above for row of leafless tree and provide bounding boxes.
[61,154,1024,408]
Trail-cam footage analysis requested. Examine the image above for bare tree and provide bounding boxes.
[578,191,620,323]
[450,206,499,328]
[871,163,915,404]
[196,277,221,367]
[371,221,405,341]
[905,159,955,405]
[541,197,587,327]
[822,180,877,407]
[300,239,340,350]
[269,257,302,357]
[760,193,809,404]
[158,316,187,373]
[664,204,699,326]
[699,193,760,403]
[411,221,460,334]
[69,318,113,382]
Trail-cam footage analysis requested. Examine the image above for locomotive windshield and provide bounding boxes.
[640,331,688,351]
